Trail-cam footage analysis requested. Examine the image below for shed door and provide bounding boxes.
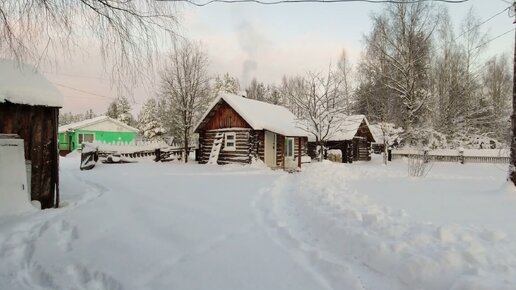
[264,131,276,167]
[0,138,30,215]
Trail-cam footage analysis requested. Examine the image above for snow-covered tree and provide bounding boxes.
[106,96,135,126]
[137,98,166,141]
[245,78,267,101]
[284,68,348,161]
[213,73,240,96]
[359,2,435,142]
[158,39,211,163]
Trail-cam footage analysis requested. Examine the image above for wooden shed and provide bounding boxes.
[0,60,62,209]
[308,115,375,162]
[194,93,308,170]
[58,116,139,155]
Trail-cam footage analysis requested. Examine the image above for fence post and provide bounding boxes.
[458,147,464,164]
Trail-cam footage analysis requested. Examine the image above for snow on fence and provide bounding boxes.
[90,140,172,155]
[82,140,197,161]
[392,148,509,164]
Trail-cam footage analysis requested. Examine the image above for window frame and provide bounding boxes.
[285,137,295,158]
[224,132,236,151]
[78,133,95,144]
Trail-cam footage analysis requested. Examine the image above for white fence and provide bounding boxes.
[392,149,510,164]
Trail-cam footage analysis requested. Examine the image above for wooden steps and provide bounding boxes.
[207,133,225,164]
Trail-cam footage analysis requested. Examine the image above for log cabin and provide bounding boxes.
[194,93,308,170]
[308,115,375,162]
[0,60,62,209]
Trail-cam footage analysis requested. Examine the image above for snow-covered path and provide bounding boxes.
[1,157,516,289]
[0,159,330,290]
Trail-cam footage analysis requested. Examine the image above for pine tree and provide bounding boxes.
[106,97,135,126]
[137,98,166,141]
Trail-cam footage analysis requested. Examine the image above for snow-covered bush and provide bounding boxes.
[407,150,432,177]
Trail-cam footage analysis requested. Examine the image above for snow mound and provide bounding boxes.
[262,162,516,290]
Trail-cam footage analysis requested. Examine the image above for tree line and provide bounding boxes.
[61,2,512,161]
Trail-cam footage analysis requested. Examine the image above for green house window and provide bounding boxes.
[78,133,95,144]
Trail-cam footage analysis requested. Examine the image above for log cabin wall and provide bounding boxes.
[356,137,371,161]
[250,130,264,162]
[276,134,284,167]
[0,102,59,209]
[199,128,252,164]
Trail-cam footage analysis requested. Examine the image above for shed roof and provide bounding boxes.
[58,116,139,133]
[308,115,375,142]
[369,124,384,144]
[0,60,63,107]
[195,93,307,137]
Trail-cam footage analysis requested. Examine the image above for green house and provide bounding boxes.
[58,116,139,154]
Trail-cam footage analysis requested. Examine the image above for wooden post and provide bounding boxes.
[510,4,516,184]
[298,137,302,168]
[54,108,60,208]
[281,136,285,170]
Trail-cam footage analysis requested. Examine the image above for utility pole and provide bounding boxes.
[510,0,516,185]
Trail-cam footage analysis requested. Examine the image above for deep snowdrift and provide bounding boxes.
[0,156,515,290]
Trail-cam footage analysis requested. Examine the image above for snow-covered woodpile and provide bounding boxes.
[0,60,63,209]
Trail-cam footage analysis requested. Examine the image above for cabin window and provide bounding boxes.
[285,137,294,158]
[78,133,95,144]
[224,133,236,151]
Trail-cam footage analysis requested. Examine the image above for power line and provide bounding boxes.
[452,6,511,43]
[51,81,116,100]
[162,0,469,6]
[469,28,515,52]
[43,71,113,82]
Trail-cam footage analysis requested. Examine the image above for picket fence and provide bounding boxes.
[391,149,510,164]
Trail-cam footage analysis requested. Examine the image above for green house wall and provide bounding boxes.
[58,130,137,151]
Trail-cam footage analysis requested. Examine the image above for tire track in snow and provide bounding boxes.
[251,176,367,290]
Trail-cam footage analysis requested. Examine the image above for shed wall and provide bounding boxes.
[0,102,59,209]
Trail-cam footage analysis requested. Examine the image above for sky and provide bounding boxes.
[41,0,515,115]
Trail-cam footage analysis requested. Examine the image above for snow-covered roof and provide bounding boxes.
[308,115,374,142]
[195,93,307,137]
[58,116,139,133]
[369,124,384,144]
[0,59,63,107]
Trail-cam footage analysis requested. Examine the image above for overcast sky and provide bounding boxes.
[43,0,515,115]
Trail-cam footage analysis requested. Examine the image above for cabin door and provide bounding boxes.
[264,131,276,167]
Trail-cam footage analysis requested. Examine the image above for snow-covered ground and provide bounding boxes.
[1,155,515,289]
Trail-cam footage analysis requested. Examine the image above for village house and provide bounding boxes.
[194,93,308,169]
[308,115,375,162]
[58,116,139,155]
[0,60,62,209]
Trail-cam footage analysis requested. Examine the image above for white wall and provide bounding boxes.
[0,138,32,216]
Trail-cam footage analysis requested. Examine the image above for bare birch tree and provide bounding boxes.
[159,39,211,163]
[0,0,177,84]
[284,67,347,160]
[361,2,436,143]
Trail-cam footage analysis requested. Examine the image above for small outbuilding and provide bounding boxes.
[308,115,375,162]
[58,116,139,155]
[194,93,308,170]
[369,124,385,154]
[0,60,62,209]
